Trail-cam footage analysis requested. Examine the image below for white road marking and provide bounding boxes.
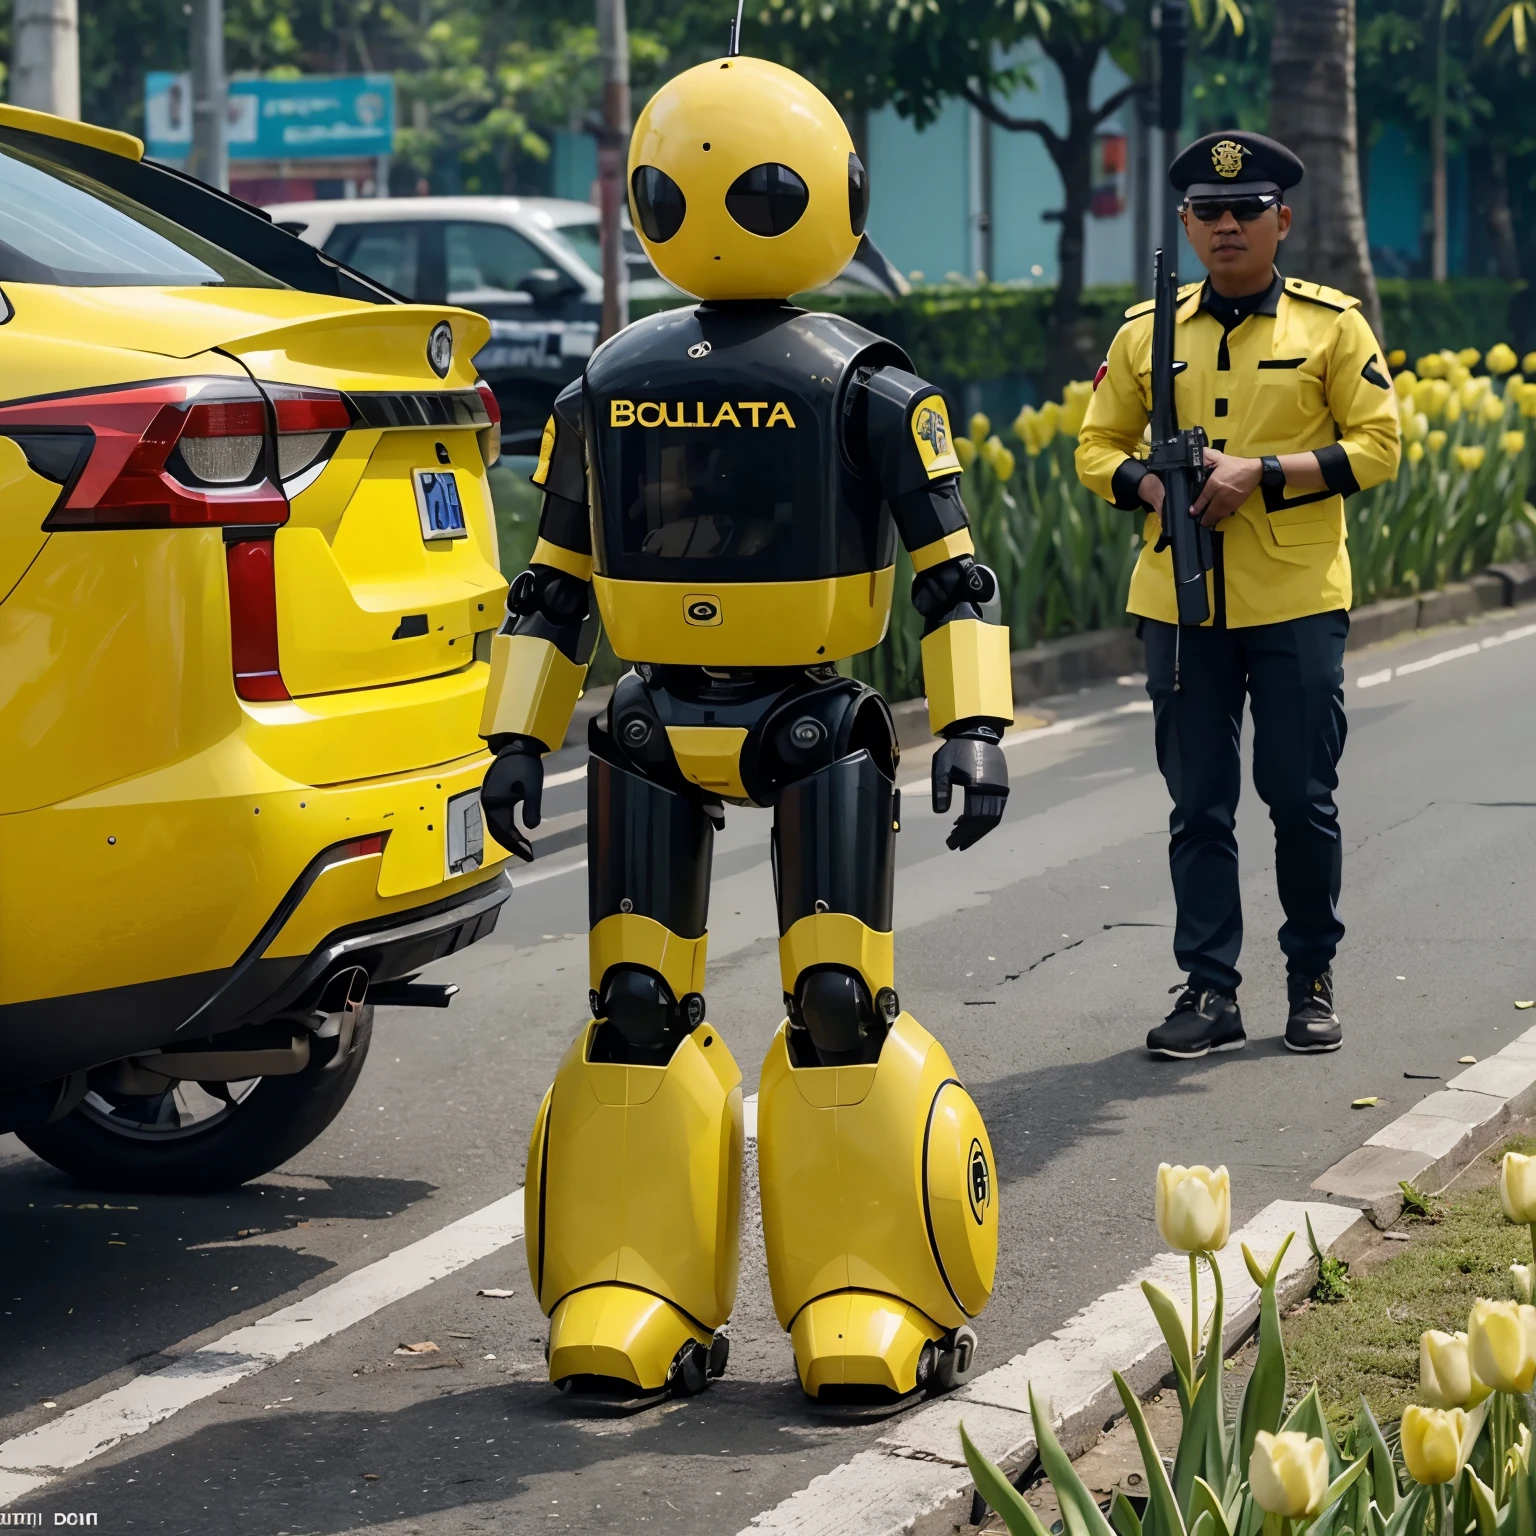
[743,1093,758,1141]
[544,763,589,789]
[1356,618,1536,689]
[0,1190,525,1507]
[510,854,588,887]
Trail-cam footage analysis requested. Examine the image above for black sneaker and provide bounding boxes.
[1285,968,1342,1053]
[1147,983,1246,1059]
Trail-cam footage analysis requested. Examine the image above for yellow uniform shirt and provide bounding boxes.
[1076,273,1401,628]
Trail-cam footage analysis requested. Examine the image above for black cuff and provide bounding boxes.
[487,732,546,756]
[1315,443,1360,498]
[942,716,1009,741]
[1110,457,1152,511]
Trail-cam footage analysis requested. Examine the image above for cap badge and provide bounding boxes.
[1211,139,1247,179]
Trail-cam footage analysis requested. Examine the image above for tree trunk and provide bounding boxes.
[1045,51,1104,392]
[11,0,79,119]
[1487,151,1522,282]
[1268,0,1384,338]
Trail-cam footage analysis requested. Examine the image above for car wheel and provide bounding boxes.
[17,1008,373,1194]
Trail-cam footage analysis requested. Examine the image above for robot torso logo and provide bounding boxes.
[915,405,950,458]
[684,594,722,626]
[967,1138,991,1224]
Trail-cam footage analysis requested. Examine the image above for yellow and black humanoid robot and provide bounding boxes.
[479,49,1012,1401]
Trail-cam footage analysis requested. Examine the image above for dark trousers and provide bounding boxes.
[1141,610,1349,994]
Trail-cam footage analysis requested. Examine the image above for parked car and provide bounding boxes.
[265,194,910,454]
[0,104,513,1191]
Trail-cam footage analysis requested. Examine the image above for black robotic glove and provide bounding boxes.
[481,733,545,862]
[931,728,1009,851]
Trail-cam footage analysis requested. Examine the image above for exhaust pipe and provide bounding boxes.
[314,965,369,1070]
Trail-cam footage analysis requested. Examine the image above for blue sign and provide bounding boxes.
[144,74,395,163]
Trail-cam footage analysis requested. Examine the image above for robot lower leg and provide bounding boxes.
[525,743,742,1395]
[760,746,998,1398]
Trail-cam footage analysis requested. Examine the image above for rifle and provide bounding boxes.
[1146,246,1213,626]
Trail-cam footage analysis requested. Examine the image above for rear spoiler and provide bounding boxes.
[0,123,403,307]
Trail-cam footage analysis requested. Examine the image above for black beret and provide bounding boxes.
[1169,131,1304,199]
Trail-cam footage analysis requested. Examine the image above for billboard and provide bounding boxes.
[144,74,394,164]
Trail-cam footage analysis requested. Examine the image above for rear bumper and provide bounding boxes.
[0,869,510,1090]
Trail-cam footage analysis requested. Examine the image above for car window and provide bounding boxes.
[323,223,421,299]
[0,136,283,288]
[549,219,601,276]
[446,222,546,297]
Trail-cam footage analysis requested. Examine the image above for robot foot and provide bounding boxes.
[548,1283,729,1397]
[789,1291,979,1400]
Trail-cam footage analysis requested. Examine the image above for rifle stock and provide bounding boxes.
[1146,247,1213,626]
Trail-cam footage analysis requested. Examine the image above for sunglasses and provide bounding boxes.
[1185,195,1279,223]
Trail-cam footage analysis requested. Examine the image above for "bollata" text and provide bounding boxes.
[609,400,797,429]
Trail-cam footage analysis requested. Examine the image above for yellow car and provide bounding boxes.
[0,106,512,1190]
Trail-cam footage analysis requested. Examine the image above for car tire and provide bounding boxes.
[17,1008,373,1195]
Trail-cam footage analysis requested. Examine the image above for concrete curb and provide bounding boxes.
[742,1201,1365,1536]
[1312,1024,1536,1227]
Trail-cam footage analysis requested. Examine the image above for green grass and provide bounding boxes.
[1284,1136,1536,1429]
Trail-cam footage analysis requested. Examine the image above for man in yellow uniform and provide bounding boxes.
[1077,132,1400,1059]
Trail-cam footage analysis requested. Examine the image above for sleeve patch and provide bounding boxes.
[1093,360,1109,391]
[1360,353,1391,389]
[530,415,557,487]
[911,394,962,479]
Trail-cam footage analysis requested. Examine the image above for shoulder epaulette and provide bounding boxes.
[1282,277,1360,313]
[1122,280,1203,322]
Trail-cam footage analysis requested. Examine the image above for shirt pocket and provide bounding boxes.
[1266,501,1342,547]
[1246,365,1326,449]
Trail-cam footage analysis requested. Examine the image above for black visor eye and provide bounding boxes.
[631,165,686,242]
[724,162,809,236]
[848,153,868,237]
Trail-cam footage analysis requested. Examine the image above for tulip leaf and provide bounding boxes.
[1192,1477,1234,1536]
[1379,1484,1428,1536]
[1314,1455,1370,1526]
[1468,1469,1498,1536]
[1113,1371,1188,1536]
[1143,1279,1196,1402]
[1028,1384,1118,1536]
[1112,1493,1145,1536]
[1242,1243,1268,1289]
[960,1420,1054,1536]
[1237,1234,1294,1473]
[1192,1510,1216,1536]
[1354,1399,1398,1518]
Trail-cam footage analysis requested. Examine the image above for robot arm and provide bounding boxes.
[480,383,600,860]
[853,366,1014,849]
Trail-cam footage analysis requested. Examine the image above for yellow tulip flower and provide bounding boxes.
[1445,394,1463,423]
[1417,353,1447,378]
[1394,368,1418,397]
[1502,1152,1536,1223]
[1398,405,1427,442]
[1524,351,1536,375]
[969,412,991,446]
[1401,1404,1469,1485]
[1449,364,1472,390]
[1458,347,1483,367]
[983,435,1016,481]
[1455,444,1485,471]
[1058,380,1093,437]
[1488,342,1519,375]
[1388,348,1408,369]
[1502,431,1527,457]
[1468,1298,1536,1393]
[1427,429,1448,453]
[1522,393,1536,419]
[1249,1431,1330,1518]
[1421,1329,1487,1407]
[955,436,977,470]
[1407,440,1425,466]
[1155,1163,1231,1252]
[1512,1263,1534,1304]
[1482,392,1509,424]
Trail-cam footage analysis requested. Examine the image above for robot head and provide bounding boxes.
[627,56,867,302]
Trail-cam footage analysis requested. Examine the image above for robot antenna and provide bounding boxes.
[728,0,746,55]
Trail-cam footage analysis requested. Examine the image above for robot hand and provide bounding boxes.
[931,735,1009,851]
[481,735,545,862]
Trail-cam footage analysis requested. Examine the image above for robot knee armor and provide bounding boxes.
[591,966,705,1061]
[787,965,897,1066]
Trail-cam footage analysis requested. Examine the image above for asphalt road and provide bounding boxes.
[3,604,1535,1535]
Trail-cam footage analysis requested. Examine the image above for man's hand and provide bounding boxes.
[1188,446,1262,527]
[1138,471,1166,515]
[481,737,544,862]
[932,736,1009,850]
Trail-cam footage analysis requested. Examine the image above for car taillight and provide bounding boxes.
[226,538,290,702]
[0,378,289,530]
[474,380,502,468]
[263,384,356,487]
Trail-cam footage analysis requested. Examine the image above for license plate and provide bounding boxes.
[445,789,485,877]
[413,469,467,541]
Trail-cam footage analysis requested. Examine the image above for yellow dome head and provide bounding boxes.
[627,56,866,302]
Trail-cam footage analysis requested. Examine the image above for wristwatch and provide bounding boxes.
[1260,454,1285,489]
